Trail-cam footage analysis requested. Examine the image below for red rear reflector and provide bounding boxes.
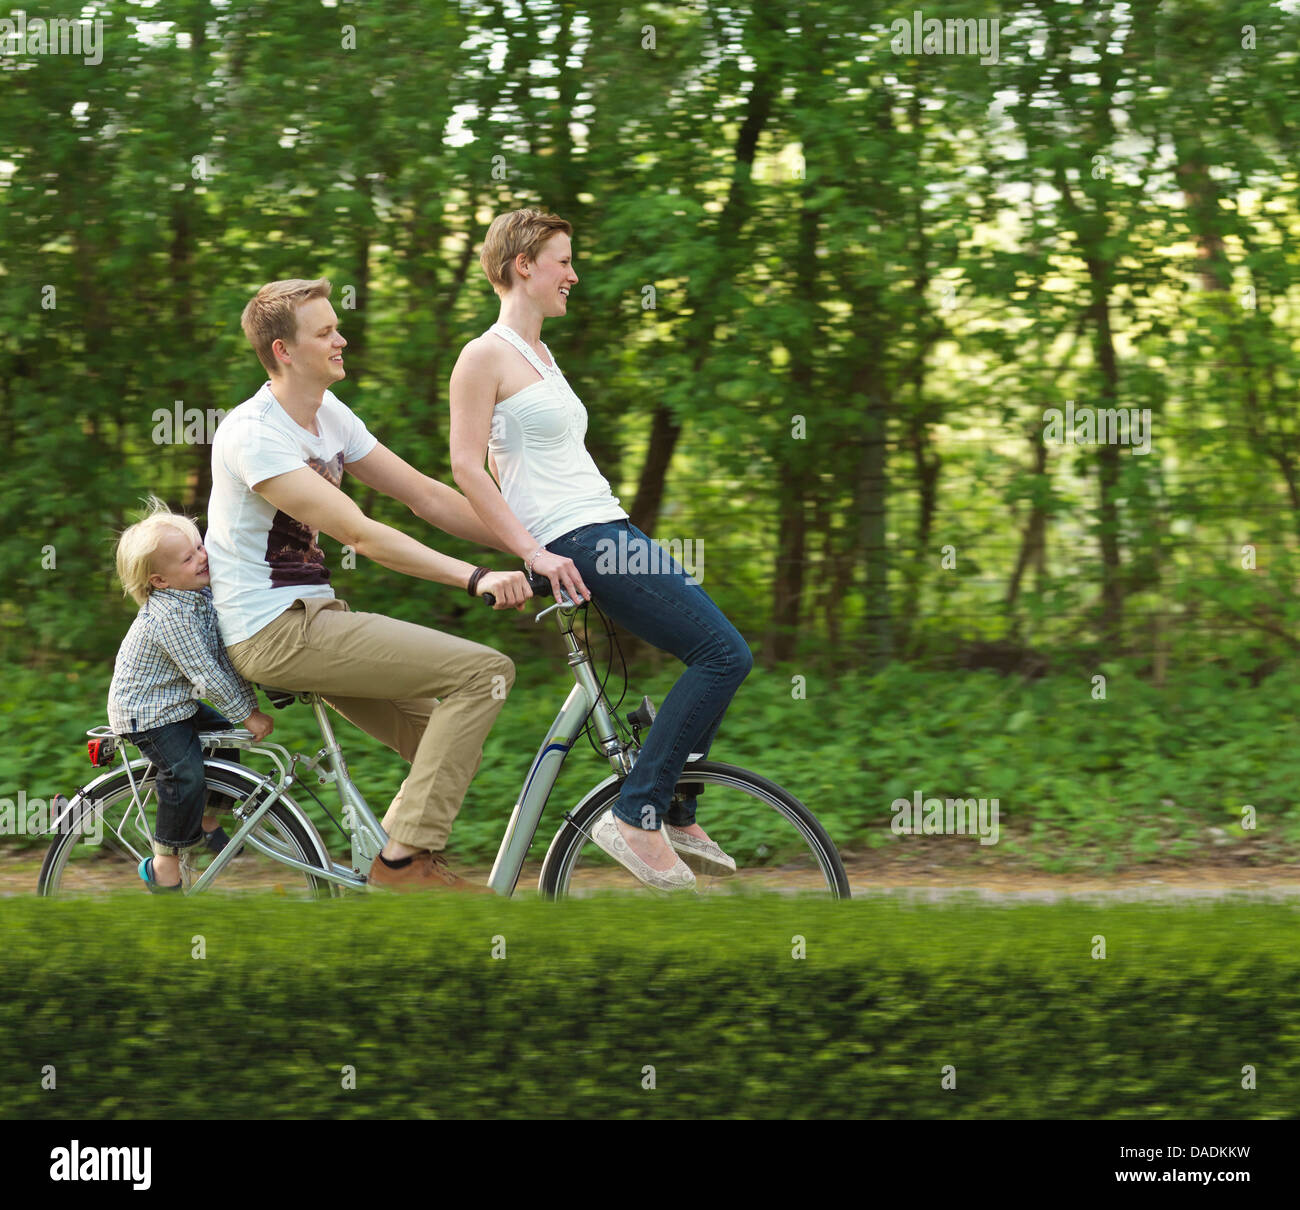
[87,737,116,767]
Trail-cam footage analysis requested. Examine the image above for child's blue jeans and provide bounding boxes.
[122,703,241,856]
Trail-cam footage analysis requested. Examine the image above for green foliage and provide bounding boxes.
[0,895,1295,1119]
[4,1,1300,918]
[4,1,1299,669]
[4,656,1298,874]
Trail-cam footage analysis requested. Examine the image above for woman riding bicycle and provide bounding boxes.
[448,208,753,891]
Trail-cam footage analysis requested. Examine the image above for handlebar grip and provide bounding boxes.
[482,572,552,609]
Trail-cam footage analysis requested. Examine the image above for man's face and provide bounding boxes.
[277,296,347,384]
[148,526,210,593]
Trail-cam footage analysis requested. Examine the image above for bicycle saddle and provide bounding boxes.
[257,684,305,710]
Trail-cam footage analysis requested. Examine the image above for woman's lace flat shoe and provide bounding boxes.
[590,810,696,891]
[663,825,737,876]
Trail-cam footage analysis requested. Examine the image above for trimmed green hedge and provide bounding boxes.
[1,896,1295,1119]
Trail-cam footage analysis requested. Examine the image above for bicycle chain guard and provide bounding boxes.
[343,799,383,871]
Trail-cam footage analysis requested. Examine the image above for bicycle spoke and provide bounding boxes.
[40,768,334,899]
[548,765,846,899]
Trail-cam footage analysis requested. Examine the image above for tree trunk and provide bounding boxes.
[765,174,821,665]
[1055,162,1124,650]
[177,11,212,515]
[858,369,891,669]
[1006,428,1048,613]
[1087,261,1124,649]
[1176,149,1231,292]
[767,462,808,666]
[628,10,777,535]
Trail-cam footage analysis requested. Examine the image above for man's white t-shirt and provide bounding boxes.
[207,382,378,646]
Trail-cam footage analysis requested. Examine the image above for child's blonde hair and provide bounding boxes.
[115,496,203,606]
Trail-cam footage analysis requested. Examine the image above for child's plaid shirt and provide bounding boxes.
[107,586,258,734]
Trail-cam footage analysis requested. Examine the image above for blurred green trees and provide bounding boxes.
[2,0,1299,676]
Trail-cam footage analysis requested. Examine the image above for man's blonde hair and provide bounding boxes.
[115,496,202,606]
[240,278,332,374]
[479,209,573,296]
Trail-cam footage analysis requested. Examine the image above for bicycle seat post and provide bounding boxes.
[299,694,387,873]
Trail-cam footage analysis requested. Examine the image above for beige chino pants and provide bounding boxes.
[226,597,515,851]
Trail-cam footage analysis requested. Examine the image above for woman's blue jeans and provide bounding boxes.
[546,520,753,830]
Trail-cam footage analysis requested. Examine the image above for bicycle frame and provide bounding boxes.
[195,597,627,896]
[186,698,385,893]
[487,597,630,894]
[68,596,630,897]
[69,717,374,893]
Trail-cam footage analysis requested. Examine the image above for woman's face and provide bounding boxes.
[518,232,578,316]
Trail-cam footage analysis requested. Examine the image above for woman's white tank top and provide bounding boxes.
[485,322,627,547]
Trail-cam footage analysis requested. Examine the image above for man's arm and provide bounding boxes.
[345,442,512,555]
[254,466,528,605]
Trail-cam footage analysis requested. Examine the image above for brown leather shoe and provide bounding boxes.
[367,850,494,894]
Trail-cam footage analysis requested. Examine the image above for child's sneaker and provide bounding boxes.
[138,856,183,894]
[201,825,242,857]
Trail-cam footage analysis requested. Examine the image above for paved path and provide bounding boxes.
[4,847,1298,900]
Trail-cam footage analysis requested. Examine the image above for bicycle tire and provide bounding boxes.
[37,760,334,898]
[537,761,851,899]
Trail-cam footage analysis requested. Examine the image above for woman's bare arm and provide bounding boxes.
[448,341,543,560]
[449,339,590,600]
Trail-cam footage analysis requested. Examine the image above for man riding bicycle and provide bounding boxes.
[207,277,531,892]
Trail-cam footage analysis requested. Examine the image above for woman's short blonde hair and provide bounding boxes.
[240,278,332,375]
[479,209,573,296]
[115,496,202,606]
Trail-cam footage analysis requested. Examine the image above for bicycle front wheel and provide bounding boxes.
[37,761,335,898]
[538,761,850,899]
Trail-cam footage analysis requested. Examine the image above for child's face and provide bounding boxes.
[148,527,210,592]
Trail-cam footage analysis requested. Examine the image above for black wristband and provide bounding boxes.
[467,566,491,598]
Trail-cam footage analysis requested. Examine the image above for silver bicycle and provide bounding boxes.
[38,584,850,899]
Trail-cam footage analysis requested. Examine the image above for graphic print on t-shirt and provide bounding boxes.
[264,453,343,588]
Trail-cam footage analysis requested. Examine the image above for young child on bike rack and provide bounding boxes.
[107,497,276,892]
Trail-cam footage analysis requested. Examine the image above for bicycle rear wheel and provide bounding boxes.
[538,761,850,899]
[37,761,334,898]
